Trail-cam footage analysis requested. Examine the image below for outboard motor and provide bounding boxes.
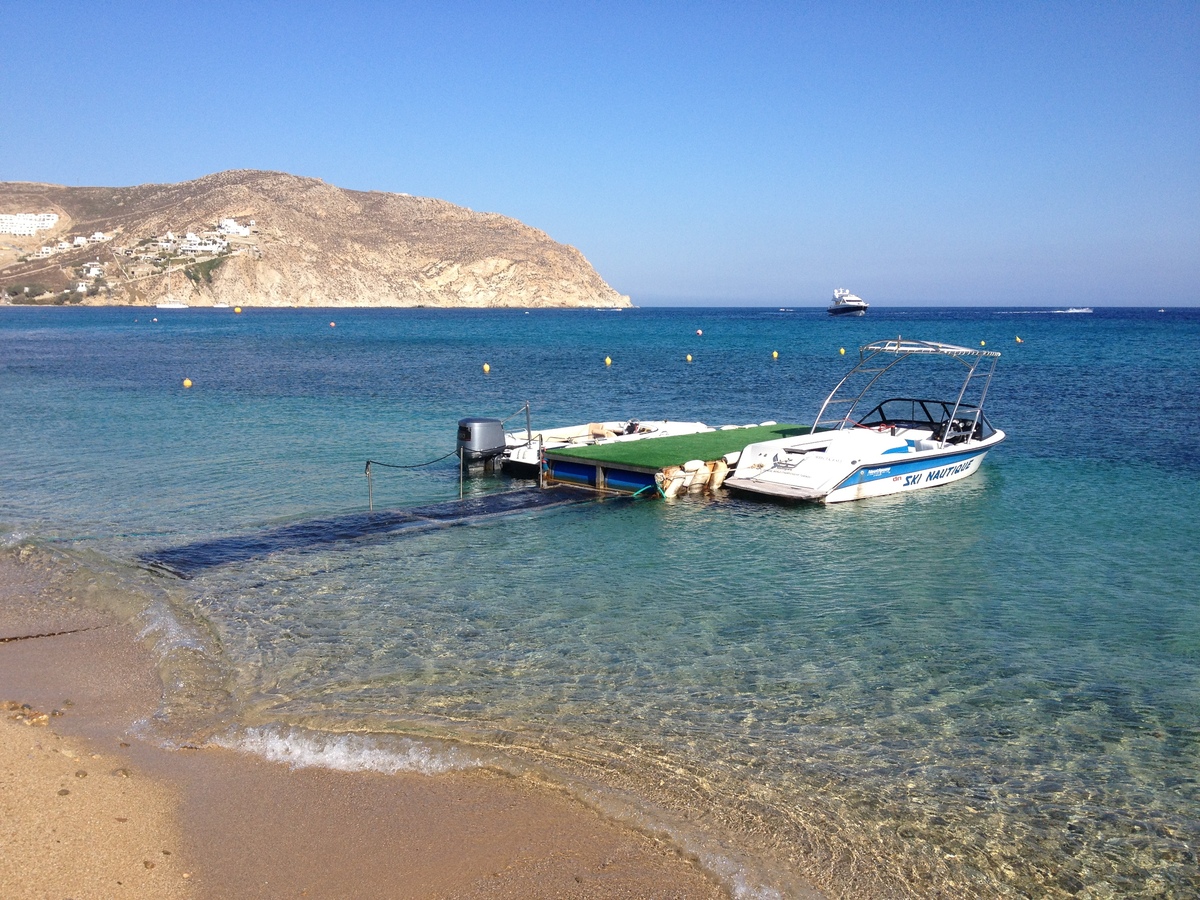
[456,417,506,465]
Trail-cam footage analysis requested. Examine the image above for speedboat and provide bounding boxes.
[503,419,713,475]
[828,288,868,316]
[724,339,1005,503]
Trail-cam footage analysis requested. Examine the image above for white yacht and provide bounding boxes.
[828,288,868,316]
[724,339,1005,504]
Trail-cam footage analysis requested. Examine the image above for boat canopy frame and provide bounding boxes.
[811,338,1001,448]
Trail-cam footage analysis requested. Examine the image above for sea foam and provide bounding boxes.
[213,724,472,776]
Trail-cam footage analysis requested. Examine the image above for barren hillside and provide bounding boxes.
[0,170,631,308]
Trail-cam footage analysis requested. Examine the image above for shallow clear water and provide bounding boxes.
[2,306,1198,898]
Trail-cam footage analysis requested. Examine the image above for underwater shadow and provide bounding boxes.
[140,488,594,579]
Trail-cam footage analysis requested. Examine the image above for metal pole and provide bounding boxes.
[367,461,373,511]
[525,401,532,443]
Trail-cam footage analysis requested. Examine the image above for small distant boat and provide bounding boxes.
[828,288,868,316]
[725,338,1005,504]
[213,301,230,309]
[1054,307,1093,314]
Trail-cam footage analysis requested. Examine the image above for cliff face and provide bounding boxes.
[0,170,631,308]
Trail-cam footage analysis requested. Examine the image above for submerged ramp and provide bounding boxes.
[141,488,592,579]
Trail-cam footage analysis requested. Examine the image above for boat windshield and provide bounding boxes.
[856,398,995,441]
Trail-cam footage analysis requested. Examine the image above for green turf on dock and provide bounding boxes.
[547,424,811,470]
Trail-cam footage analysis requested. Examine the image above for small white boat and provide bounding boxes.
[503,419,713,475]
[1055,307,1093,314]
[828,288,868,316]
[724,339,1005,504]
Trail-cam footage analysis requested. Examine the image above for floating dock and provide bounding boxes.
[542,423,810,497]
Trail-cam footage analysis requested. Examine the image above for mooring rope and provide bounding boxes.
[0,625,111,644]
[364,449,459,474]
[364,404,528,509]
[364,449,463,511]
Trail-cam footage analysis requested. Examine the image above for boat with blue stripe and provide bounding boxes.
[725,339,1005,504]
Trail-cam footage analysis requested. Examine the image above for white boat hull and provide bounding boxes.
[725,428,1005,504]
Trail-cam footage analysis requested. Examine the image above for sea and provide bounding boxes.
[1,305,1197,899]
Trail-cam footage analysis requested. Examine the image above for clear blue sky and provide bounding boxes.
[3,2,1197,305]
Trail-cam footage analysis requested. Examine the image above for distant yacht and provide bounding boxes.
[828,288,868,316]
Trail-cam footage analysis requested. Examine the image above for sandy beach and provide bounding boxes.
[0,549,729,899]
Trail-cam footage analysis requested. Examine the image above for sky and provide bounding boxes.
[2,1,1197,306]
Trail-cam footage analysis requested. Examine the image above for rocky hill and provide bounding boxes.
[0,170,631,308]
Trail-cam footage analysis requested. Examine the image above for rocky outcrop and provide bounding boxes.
[0,170,630,308]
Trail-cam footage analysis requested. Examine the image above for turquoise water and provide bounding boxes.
[2,306,1198,898]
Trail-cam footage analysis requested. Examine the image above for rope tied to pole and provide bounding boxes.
[365,449,461,511]
[364,449,459,475]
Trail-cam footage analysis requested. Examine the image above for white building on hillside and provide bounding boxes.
[0,212,59,236]
[180,232,228,255]
[218,217,251,237]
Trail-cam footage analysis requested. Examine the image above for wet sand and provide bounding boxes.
[0,551,729,899]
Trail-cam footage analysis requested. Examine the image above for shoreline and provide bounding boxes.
[0,549,735,899]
